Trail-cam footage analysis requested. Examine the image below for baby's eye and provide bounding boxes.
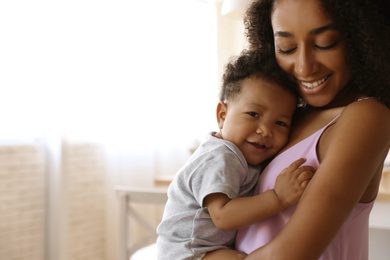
[247,112,259,118]
[276,121,289,127]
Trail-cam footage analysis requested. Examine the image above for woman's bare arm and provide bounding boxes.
[246,99,390,259]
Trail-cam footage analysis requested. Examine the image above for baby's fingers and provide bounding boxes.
[301,179,310,188]
[295,165,315,174]
[284,158,307,172]
[297,171,314,186]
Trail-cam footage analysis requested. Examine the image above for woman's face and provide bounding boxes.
[271,0,352,107]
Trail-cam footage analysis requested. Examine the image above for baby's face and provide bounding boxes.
[217,76,296,165]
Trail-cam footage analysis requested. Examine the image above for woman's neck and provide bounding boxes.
[324,86,364,109]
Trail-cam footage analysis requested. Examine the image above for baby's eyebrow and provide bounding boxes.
[280,114,293,121]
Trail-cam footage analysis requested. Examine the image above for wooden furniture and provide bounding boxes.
[378,169,390,201]
[371,169,390,230]
[116,186,168,260]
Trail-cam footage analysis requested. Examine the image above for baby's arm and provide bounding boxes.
[205,158,314,231]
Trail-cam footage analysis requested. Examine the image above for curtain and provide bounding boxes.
[0,1,220,259]
[1,1,219,183]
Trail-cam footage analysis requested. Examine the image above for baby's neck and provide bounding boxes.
[213,132,223,139]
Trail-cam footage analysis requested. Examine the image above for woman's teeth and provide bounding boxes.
[301,76,328,89]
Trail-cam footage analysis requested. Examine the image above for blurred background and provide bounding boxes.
[0,0,250,259]
[1,1,389,260]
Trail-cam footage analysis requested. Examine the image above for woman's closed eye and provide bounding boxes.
[275,39,297,54]
[315,41,338,50]
[277,42,339,54]
[277,47,296,54]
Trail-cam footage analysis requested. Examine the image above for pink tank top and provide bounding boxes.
[235,115,375,259]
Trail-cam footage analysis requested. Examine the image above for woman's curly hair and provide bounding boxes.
[220,49,298,102]
[244,0,390,108]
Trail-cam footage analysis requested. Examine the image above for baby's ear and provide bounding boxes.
[216,102,227,129]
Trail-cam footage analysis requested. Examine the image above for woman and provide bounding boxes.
[231,0,390,259]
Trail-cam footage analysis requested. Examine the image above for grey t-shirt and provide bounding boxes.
[156,133,261,259]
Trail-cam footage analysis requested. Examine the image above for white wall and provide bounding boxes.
[215,2,248,85]
[369,228,390,260]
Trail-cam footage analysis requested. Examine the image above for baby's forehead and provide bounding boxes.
[244,75,296,96]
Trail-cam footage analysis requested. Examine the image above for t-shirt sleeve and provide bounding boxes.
[191,151,248,207]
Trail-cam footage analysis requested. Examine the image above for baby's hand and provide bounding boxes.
[274,158,314,207]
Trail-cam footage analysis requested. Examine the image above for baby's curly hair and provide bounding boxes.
[220,49,297,102]
[244,0,390,108]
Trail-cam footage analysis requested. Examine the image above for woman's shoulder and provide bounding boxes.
[346,97,388,109]
[340,97,390,123]
[318,98,389,155]
[332,97,390,141]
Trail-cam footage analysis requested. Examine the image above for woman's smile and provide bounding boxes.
[300,75,330,89]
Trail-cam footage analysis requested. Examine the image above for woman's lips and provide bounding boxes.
[300,75,330,89]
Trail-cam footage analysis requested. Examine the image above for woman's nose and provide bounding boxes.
[295,46,317,78]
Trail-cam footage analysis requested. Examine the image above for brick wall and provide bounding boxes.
[0,141,108,260]
[64,142,107,260]
[0,143,46,260]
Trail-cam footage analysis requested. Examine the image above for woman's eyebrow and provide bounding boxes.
[274,31,293,38]
[274,24,336,37]
[309,24,336,35]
